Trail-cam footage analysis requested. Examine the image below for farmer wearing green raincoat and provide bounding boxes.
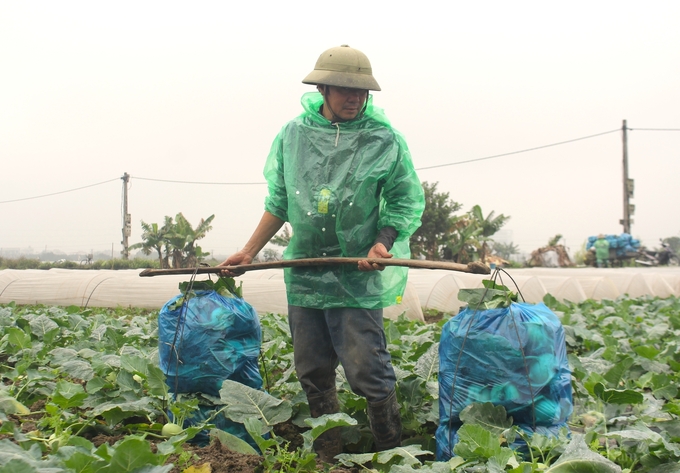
[219,45,425,462]
[593,234,610,268]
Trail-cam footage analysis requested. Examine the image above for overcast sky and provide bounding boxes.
[2,1,679,259]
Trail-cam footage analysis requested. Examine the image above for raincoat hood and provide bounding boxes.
[302,92,394,126]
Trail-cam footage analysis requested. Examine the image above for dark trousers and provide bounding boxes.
[287,305,396,403]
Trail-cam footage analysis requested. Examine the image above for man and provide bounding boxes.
[218,45,425,462]
[593,234,610,268]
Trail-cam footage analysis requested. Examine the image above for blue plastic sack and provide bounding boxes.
[586,233,640,256]
[158,289,263,447]
[436,302,572,461]
[158,290,262,396]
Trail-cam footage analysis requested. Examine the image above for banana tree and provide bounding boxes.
[468,205,510,262]
[166,213,215,268]
[443,218,483,263]
[129,221,169,268]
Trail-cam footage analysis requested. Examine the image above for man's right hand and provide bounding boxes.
[217,251,253,277]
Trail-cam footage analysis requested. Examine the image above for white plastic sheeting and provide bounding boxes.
[0,268,425,321]
[1,267,680,322]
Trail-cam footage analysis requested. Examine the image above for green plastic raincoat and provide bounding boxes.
[594,238,610,261]
[263,92,425,309]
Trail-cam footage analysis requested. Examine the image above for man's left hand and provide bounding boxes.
[358,243,392,271]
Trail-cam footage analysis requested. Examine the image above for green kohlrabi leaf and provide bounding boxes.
[593,382,644,405]
[603,356,634,387]
[178,277,243,298]
[218,380,292,430]
[242,418,278,454]
[646,465,680,473]
[0,459,38,473]
[0,390,30,415]
[48,347,79,365]
[210,428,258,455]
[96,437,166,473]
[28,314,59,338]
[146,365,169,398]
[413,342,439,382]
[458,280,518,309]
[0,440,64,470]
[6,328,31,351]
[116,370,139,392]
[453,423,503,459]
[634,344,661,360]
[90,398,156,426]
[545,434,621,473]
[301,413,357,452]
[459,402,513,436]
[59,360,95,381]
[374,445,433,467]
[458,288,514,310]
[52,380,88,409]
[120,354,150,377]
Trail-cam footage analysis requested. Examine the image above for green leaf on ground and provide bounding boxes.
[218,380,292,430]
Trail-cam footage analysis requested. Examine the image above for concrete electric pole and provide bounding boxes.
[620,120,634,235]
[121,172,131,259]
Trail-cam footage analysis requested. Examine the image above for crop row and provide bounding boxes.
[0,294,679,472]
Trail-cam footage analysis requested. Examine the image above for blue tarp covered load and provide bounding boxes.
[436,301,573,461]
[159,290,262,395]
[586,233,640,257]
[158,287,262,446]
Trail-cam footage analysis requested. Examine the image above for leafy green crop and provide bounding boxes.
[458,280,519,310]
[178,276,243,299]
[1,294,679,472]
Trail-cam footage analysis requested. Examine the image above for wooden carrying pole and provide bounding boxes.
[139,258,490,277]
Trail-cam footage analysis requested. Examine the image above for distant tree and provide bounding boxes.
[173,213,214,267]
[492,241,520,260]
[129,221,168,268]
[271,224,293,247]
[410,182,462,260]
[160,215,174,268]
[409,182,510,263]
[663,236,680,253]
[442,217,482,263]
[260,248,282,262]
[130,213,214,268]
[468,205,511,262]
[548,234,563,246]
[443,205,510,263]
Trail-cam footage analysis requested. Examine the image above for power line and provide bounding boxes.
[629,128,680,132]
[0,178,120,204]
[2,126,676,203]
[415,128,621,171]
[133,176,266,185]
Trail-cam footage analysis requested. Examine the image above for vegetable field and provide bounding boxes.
[1,294,680,472]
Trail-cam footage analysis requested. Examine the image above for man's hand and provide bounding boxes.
[358,243,392,271]
[217,251,253,277]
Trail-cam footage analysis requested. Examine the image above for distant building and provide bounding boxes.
[0,248,21,258]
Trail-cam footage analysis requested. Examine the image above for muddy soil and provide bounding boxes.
[165,422,359,473]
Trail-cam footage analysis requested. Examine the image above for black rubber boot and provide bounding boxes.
[307,388,343,463]
[367,390,402,451]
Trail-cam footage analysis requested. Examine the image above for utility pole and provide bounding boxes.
[121,172,131,259]
[620,120,634,235]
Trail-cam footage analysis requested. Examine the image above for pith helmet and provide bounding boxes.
[302,45,381,91]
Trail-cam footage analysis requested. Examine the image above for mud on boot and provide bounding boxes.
[368,389,402,451]
[307,388,343,463]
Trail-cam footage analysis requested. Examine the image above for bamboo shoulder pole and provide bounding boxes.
[138,257,490,277]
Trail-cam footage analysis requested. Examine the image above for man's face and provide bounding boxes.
[318,85,368,121]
